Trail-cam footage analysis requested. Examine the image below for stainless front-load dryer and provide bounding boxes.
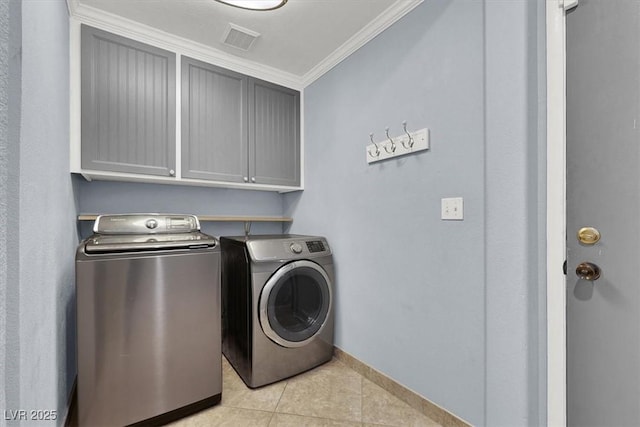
[221,235,334,388]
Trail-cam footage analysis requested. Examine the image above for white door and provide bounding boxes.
[566,1,640,425]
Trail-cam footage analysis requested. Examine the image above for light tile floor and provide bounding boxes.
[168,357,441,427]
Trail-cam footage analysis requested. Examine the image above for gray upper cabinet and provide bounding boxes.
[78,26,300,190]
[182,56,300,187]
[249,79,300,187]
[81,25,176,177]
[181,57,248,182]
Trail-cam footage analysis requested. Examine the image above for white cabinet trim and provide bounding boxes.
[76,169,302,193]
[70,20,82,173]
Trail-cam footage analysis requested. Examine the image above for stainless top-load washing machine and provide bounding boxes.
[221,234,334,388]
[76,214,221,426]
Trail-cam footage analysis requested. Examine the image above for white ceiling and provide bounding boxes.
[71,0,422,86]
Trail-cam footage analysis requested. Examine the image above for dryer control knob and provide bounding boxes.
[290,242,303,254]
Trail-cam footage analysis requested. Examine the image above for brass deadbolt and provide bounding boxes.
[577,227,601,245]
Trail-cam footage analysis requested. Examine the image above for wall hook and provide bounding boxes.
[384,127,396,154]
[366,126,429,165]
[367,133,380,158]
[401,121,414,149]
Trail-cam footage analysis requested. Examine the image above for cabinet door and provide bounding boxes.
[181,57,248,182]
[248,79,300,187]
[81,25,176,176]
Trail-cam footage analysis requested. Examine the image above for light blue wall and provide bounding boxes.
[285,0,545,425]
[0,0,545,424]
[484,0,545,425]
[77,181,285,238]
[2,0,80,423]
[0,0,6,416]
[1,0,22,423]
[20,0,78,421]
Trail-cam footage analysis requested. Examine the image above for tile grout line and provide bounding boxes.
[272,378,289,416]
[268,359,366,425]
[266,411,275,426]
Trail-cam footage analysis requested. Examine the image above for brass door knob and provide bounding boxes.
[576,262,601,281]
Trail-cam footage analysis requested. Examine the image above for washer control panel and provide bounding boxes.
[94,214,200,234]
[288,240,326,254]
[306,240,326,253]
[245,236,331,262]
[289,242,303,254]
[284,239,329,256]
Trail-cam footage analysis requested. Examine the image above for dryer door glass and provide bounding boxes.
[259,260,332,348]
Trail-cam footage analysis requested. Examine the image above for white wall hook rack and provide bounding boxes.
[366,126,429,164]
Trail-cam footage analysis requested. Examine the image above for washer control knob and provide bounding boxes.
[290,242,303,254]
[145,219,158,229]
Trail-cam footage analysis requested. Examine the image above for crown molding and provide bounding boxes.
[66,0,304,90]
[66,0,423,89]
[300,0,424,87]
[65,0,77,17]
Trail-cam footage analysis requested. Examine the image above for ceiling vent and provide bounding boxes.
[222,23,260,51]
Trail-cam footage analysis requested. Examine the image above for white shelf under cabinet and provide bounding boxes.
[73,170,303,193]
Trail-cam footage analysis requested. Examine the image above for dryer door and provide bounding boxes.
[259,260,332,348]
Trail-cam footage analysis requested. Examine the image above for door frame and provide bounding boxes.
[546,1,568,425]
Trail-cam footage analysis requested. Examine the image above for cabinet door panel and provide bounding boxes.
[81,25,176,176]
[182,57,247,182]
[249,79,300,187]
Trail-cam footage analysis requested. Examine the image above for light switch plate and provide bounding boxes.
[441,197,463,220]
